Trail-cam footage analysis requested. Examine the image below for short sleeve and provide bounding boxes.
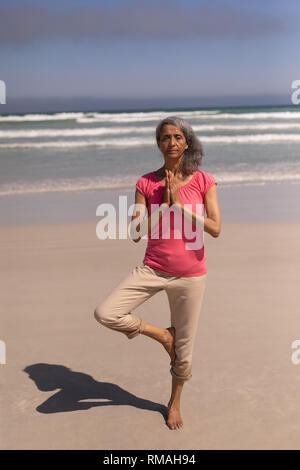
[203,172,217,194]
[135,175,149,199]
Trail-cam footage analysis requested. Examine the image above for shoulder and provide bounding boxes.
[135,171,157,199]
[195,170,218,195]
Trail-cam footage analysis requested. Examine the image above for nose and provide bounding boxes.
[169,136,176,147]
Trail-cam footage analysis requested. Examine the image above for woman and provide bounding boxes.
[94,116,221,430]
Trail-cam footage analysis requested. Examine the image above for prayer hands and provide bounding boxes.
[163,169,182,206]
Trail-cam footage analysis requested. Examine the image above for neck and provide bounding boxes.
[163,158,183,175]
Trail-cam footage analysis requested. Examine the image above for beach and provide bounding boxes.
[2,0,300,449]
[1,182,300,449]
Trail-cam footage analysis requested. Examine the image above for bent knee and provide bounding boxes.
[94,305,116,327]
[94,305,108,324]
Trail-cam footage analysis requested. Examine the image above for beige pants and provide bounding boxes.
[94,263,207,382]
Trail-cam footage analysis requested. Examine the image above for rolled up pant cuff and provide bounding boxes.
[170,367,192,382]
[126,318,146,340]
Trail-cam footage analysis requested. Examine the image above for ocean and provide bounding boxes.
[0,105,300,197]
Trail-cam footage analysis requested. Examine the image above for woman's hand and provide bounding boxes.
[166,169,182,205]
[163,170,171,206]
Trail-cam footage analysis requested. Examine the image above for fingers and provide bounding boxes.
[166,169,172,185]
[163,169,170,205]
[165,170,169,189]
[165,169,170,188]
[167,171,172,205]
[167,170,173,190]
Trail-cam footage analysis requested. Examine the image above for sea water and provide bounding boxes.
[0,105,300,197]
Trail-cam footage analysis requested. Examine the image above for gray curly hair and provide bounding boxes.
[155,116,204,176]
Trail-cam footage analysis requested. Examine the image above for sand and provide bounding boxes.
[1,217,300,450]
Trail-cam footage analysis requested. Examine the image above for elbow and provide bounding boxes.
[129,225,141,243]
[212,223,221,238]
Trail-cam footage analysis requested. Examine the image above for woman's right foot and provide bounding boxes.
[162,327,176,366]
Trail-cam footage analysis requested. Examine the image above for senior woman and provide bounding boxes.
[94,116,221,430]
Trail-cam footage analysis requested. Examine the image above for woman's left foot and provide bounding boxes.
[167,401,184,430]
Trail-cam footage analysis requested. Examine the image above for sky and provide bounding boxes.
[0,0,299,110]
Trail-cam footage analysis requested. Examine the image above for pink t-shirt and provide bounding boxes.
[135,169,217,276]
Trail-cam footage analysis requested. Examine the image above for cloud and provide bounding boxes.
[0,1,292,45]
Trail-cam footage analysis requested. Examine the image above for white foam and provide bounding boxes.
[192,123,300,131]
[1,169,300,196]
[0,112,85,122]
[2,122,300,139]
[1,133,300,149]
[200,134,300,143]
[0,176,139,196]
[0,137,155,149]
[0,110,218,123]
[76,110,300,123]
[76,110,221,123]
[196,111,300,121]
[2,109,300,124]
[0,126,154,139]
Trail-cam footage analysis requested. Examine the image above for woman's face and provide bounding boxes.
[158,124,187,160]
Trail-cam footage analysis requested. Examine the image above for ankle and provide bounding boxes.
[168,400,180,410]
[155,327,168,345]
[141,323,168,344]
[161,328,170,343]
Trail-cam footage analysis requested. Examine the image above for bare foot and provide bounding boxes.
[162,327,176,366]
[167,401,184,430]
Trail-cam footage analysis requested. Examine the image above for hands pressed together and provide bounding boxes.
[163,169,182,206]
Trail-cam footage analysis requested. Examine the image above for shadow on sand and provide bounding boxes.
[23,363,168,423]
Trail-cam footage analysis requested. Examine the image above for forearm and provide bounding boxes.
[130,203,169,241]
[174,202,220,238]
